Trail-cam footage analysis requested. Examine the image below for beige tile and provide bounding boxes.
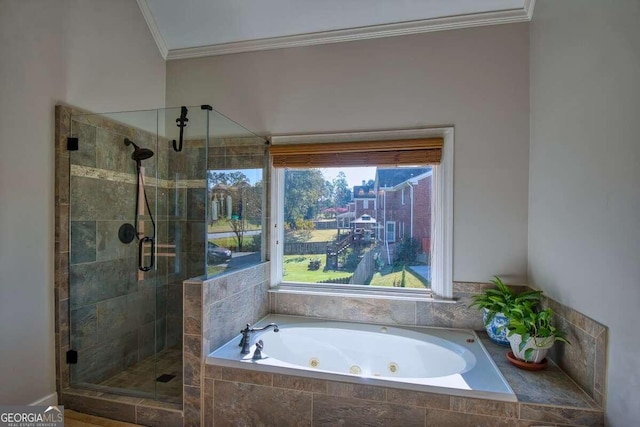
[220,367,272,386]
[425,408,529,427]
[275,293,344,319]
[183,283,202,335]
[183,385,200,427]
[326,381,385,401]
[548,316,596,398]
[273,374,327,393]
[57,155,70,205]
[594,329,607,398]
[203,379,214,427]
[342,297,416,325]
[204,364,222,379]
[451,396,518,418]
[135,405,183,427]
[56,250,70,299]
[386,388,450,409]
[313,394,424,427]
[214,380,312,427]
[519,404,604,426]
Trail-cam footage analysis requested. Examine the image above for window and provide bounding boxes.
[270,129,453,297]
[386,221,396,243]
[206,139,267,278]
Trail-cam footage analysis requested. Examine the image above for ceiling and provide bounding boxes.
[137,0,534,60]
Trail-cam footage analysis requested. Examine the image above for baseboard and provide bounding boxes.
[29,392,58,406]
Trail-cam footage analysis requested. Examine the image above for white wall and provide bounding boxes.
[0,0,165,405]
[167,23,531,283]
[529,1,640,425]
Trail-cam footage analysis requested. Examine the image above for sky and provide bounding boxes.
[209,166,376,188]
[320,167,376,187]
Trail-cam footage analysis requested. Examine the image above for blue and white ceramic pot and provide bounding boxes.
[483,309,510,346]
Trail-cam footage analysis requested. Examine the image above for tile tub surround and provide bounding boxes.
[270,281,531,331]
[61,388,183,427]
[182,262,270,426]
[542,296,608,407]
[203,356,603,427]
[271,281,608,410]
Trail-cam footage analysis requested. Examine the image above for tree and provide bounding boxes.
[208,171,248,187]
[284,169,327,228]
[209,171,262,251]
[228,181,262,251]
[332,172,352,208]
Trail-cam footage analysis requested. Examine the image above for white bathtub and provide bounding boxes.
[207,314,516,402]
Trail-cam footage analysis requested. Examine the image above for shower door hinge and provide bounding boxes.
[66,349,78,364]
[67,137,79,151]
[200,104,212,111]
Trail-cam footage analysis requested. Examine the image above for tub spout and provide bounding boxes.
[239,323,279,354]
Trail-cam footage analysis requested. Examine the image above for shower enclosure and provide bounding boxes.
[66,105,265,403]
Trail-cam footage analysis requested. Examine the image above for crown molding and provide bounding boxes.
[165,6,534,60]
[136,0,168,60]
[525,0,536,20]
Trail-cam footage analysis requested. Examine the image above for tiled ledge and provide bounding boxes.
[61,388,183,427]
[480,335,599,409]
[204,352,604,427]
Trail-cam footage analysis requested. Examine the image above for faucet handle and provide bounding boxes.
[252,340,264,360]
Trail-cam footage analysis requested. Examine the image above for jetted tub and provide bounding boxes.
[207,314,516,401]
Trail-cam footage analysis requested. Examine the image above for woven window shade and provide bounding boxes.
[270,138,443,168]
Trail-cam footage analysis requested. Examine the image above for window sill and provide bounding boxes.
[271,282,454,303]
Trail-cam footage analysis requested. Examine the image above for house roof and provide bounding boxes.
[376,167,431,188]
[353,185,376,199]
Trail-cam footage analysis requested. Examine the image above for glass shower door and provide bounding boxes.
[67,106,209,404]
[68,109,165,399]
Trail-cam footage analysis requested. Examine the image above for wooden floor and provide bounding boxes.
[64,410,143,427]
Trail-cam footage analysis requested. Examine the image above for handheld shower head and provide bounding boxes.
[124,138,154,162]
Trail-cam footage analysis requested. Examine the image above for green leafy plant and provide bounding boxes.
[506,302,570,361]
[469,276,543,325]
[395,236,421,265]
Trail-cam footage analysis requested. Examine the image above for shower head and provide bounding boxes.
[124,138,154,162]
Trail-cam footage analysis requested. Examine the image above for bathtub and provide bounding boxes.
[207,314,516,402]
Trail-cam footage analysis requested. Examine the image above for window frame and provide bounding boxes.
[270,128,454,298]
[386,221,397,243]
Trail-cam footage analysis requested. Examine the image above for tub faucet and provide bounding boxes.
[239,323,279,354]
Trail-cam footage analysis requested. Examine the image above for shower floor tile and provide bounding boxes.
[99,347,182,404]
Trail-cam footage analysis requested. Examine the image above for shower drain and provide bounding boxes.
[349,365,362,375]
[309,357,320,368]
[388,363,399,373]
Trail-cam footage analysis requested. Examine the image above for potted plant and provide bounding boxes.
[470,276,542,346]
[505,302,569,364]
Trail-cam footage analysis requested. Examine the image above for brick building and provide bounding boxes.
[374,167,432,252]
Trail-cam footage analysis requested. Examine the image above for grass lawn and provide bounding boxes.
[208,219,261,233]
[209,234,259,250]
[283,254,353,283]
[285,229,339,243]
[369,265,429,289]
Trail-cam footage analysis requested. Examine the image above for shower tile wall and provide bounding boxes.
[69,116,162,383]
[67,114,181,388]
